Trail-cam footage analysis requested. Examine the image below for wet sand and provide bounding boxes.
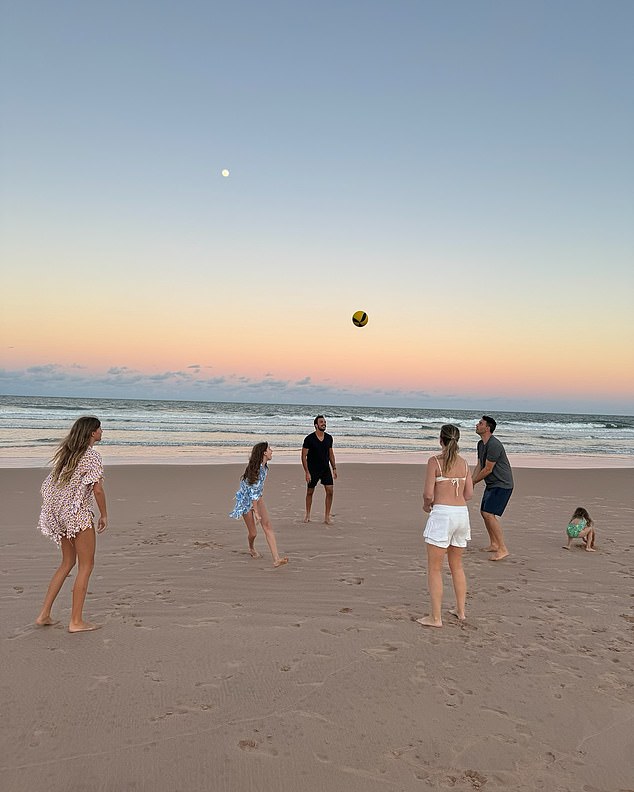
[1,464,633,792]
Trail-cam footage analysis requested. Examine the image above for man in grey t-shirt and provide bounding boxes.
[472,415,513,561]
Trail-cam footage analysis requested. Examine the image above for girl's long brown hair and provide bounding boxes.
[242,442,269,485]
[439,424,461,473]
[571,506,593,527]
[51,416,101,484]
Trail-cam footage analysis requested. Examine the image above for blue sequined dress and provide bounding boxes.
[229,464,268,519]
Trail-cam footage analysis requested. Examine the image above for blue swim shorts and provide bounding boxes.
[481,487,513,516]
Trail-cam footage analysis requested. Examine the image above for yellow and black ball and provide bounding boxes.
[352,310,368,327]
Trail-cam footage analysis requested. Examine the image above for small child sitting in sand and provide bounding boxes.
[563,507,595,551]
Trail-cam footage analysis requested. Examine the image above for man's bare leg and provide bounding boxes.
[324,485,334,525]
[304,487,314,523]
[479,511,499,552]
[482,512,509,561]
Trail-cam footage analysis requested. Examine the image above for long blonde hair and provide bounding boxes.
[242,442,268,485]
[51,416,101,484]
[439,424,461,472]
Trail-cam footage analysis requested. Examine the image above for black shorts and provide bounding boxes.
[307,469,333,488]
[481,487,513,516]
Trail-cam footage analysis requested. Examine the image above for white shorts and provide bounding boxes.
[423,505,471,549]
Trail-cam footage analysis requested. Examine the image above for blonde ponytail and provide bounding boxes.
[439,424,460,473]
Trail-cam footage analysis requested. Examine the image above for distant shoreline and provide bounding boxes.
[1,449,632,469]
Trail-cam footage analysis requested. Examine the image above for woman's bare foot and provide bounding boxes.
[35,616,59,627]
[480,546,498,552]
[585,547,596,552]
[68,622,101,633]
[448,609,466,621]
[562,545,572,550]
[416,616,442,628]
[249,548,262,559]
[273,557,289,568]
[303,514,310,523]
[490,551,510,561]
[324,517,333,525]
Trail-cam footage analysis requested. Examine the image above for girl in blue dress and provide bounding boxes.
[230,442,288,567]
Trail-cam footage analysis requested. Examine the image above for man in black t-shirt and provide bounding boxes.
[302,415,337,524]
[473,415,514,561]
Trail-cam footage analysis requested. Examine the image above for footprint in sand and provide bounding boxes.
[463,769,488,789]
[363,641,410,659]
[382,604,416,621]
[339,577,364,585]
[87,675,112,691]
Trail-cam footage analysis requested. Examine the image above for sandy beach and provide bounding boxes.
[1,464,633,792]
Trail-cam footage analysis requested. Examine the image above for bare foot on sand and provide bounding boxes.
[448,609,466,621]
[585,547,596,552]
[324,517,333,526]
[249,548,262,559]
[562,545,572,550]
[490,551,510,561]
[35,616,59,627]
[273,557,289,568]
[303,514,310,523]
[68,622,101,633]
[480,546,498,552]
[416,616,442,628]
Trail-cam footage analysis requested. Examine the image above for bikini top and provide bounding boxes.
[434,456,469,496]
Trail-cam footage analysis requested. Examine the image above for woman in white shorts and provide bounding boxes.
[417,424,473,628]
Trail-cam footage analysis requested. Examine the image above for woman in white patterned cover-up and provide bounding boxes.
[36,416,108,632]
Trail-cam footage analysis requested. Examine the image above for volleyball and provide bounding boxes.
[352,310,368,327]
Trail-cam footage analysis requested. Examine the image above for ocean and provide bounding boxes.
[0,395,632,467]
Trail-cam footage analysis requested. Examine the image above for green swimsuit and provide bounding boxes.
[567,518,587,539]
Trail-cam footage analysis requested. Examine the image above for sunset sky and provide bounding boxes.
[2,1,633,413]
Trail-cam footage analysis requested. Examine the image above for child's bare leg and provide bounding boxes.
[243,511,262,558]
[583,527,596,551]
[258,501,288,567]
[562,534,573,550]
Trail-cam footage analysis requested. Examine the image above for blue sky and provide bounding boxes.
[1,1,633,414]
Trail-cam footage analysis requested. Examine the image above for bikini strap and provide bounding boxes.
[434,456,443,475]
